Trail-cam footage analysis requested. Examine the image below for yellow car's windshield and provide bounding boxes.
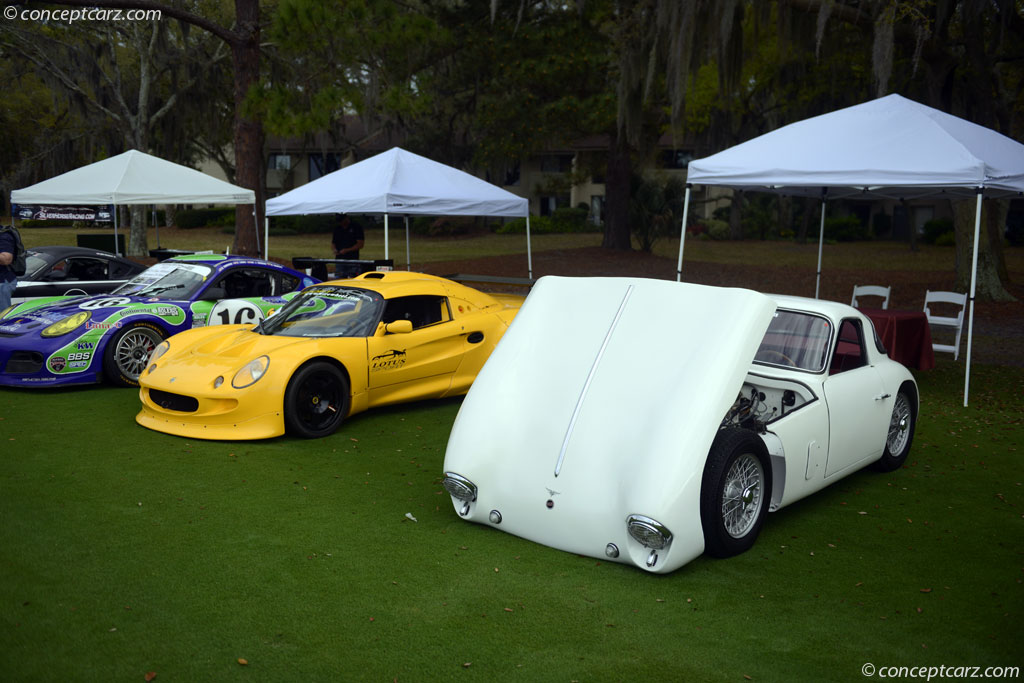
[261,286,384,338]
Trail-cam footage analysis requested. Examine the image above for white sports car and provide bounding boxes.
[441,277,918,573]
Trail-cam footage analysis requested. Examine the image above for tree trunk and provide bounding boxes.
[128,206,148,257]
[729,190,744,239]
[230,0,263,257]
[602,131,632,250]
[797,197,813,243]
[953,197,1015,302]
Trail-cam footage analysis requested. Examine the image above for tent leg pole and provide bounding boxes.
[526,215,533,280]
[677,185,691,282]
[384,214,389,261]
[815,196,827,299]
[405,216,411,271]
[114,206,120,257]
[263,215,269,261]
[964,190,983,407]
[253,207,261,259]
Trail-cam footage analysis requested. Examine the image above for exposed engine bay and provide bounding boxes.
[721,375,815,433]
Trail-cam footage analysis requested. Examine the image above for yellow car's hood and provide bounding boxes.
[148,325,362,377]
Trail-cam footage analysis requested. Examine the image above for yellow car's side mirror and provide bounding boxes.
[384,319,413,334]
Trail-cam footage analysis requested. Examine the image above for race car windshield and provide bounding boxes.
[24,251,49,279]
[112,262,212,299]
[753,309,831,373]
[260,286,384,338]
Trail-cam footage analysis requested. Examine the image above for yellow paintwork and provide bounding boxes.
[136,272,522,440]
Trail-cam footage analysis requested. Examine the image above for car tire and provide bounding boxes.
[871,385,916,472]
[102,322,165,388]
[283,361,350,439]
[700,428,772,558]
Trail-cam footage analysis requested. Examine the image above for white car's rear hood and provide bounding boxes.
[443,276,776,570]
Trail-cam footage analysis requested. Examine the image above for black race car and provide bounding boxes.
[13,246,148,303]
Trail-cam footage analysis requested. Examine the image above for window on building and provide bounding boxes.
[267,154,292,172]
[540,154,573,173]
[539,194,570,217]
[660,149,694,169]
[590,196,604,225]
[310,153,342,181]
[504,162,521,186]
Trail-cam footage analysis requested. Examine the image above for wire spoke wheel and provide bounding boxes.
[886,392,911,455]
[721,453,765,539]
[872,386,916,472]
[701,428,772,558]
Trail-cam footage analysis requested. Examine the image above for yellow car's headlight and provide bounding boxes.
[41,311,91,338]
[150,340,170,363]
[232,356,269,389]
[145,341,171,376]
[0,304,17,320]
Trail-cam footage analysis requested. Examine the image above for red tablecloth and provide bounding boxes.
[860,308,935,370]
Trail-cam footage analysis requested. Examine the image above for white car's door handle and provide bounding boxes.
[875,393,891,401]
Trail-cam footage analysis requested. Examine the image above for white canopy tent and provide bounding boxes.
[11,149,257,256]
[678,94,1024,406]
[265,147,532,276]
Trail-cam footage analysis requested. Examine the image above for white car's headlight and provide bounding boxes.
[626,514,673,550]
[442,472,477,516]
[232,356,269,389]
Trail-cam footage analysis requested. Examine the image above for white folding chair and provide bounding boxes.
[923,290,967,360]
[851,284,891,310]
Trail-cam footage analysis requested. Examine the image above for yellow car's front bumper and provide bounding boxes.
[136,386,286,440]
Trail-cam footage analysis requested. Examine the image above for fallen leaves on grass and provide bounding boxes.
[237,659,248,666]
[144,673,157,682]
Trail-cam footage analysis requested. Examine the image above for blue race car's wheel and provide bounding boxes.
[700,428,772,558]
[102,322,165,388]
[284,361,350,439]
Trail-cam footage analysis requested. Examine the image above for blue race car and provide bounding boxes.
[0,254,318,388]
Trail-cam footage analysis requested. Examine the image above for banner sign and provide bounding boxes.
[13,204,114,222]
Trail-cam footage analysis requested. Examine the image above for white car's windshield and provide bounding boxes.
[260,286,384,338]
[753,309,832,372]
[112,262,212,299]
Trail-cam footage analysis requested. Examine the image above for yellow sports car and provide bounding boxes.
[136,272,523,439]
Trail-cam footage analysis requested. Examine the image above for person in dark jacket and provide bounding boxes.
[0,228,17,309]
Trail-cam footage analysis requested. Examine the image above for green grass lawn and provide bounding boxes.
[1,357,1021,682]
[4,229,1022,680]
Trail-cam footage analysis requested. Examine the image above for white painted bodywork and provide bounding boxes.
[442,278,917,573]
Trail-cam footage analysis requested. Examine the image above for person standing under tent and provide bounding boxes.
[331,213,365,260]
